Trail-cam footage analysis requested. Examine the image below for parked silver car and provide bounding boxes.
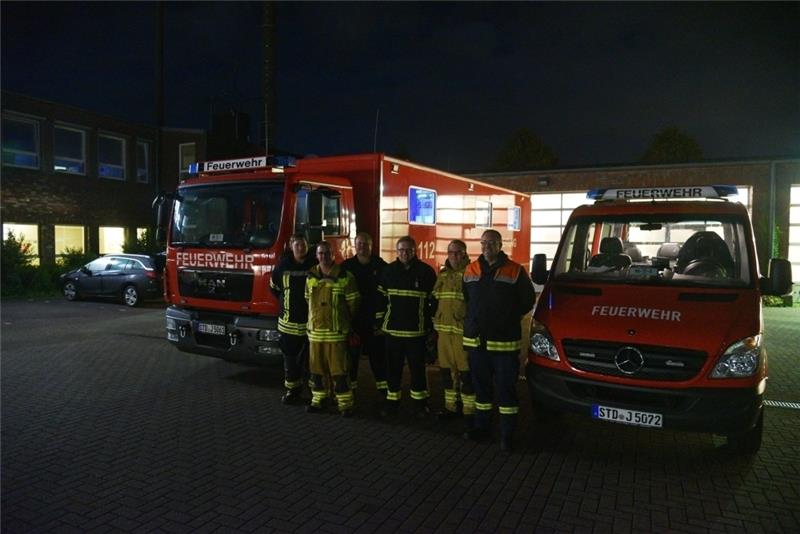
[60,254,164,307]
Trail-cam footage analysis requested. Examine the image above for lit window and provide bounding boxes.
[99,226,125,254]
[476,200,492,227]
[98,134,126,179]
[137,141,150,183]
[3,223,39,264]
[179,143,196,179]
[55,225,85,255]
[409,186,436,225]
[137,227,148,239]
[54,126,86,174]
[2,116,39,169]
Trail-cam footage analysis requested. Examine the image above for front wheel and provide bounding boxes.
[63,281,79,301]
[726,410,763,454]
[122,285,140,307]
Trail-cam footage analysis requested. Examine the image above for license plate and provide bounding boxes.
[197,322,225,336]
[592,405,663,428]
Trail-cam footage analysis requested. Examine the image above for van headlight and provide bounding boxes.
[710,335,761,378]
[530,321,560,361]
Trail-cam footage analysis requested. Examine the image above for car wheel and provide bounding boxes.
[726,410,763,454]
[122,285,140,307]
[63,281,79,301]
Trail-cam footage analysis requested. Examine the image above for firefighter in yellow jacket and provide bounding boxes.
[305,241,360,416]
[431,239,474,424]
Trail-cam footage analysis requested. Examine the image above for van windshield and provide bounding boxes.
[552,214,753,288]
[171,183,284,249]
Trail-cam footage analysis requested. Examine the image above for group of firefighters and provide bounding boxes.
[269,229,535,451]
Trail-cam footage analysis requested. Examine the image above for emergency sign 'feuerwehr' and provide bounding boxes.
[176,252,254,270]
[591,305,681,321]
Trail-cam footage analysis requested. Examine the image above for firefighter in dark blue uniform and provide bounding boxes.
[341,232,388,400]
[270,233,317,404]
[462,229,535,451]
[375,235,437,418]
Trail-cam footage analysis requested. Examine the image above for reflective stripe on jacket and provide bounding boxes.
[270,253,317,335]
[462,252,534,351]
[432,260,467,335]
[376,258,436,337]
[305,264,360,342]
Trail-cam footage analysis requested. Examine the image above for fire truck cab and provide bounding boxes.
[527,185,792,453]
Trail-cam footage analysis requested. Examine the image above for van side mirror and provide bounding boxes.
[762,258,792,296]
[152,193,175,245]
[307,191,323,227]
[532,254,549,285]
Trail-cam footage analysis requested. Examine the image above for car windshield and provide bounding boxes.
[171,183,284,248]
[552,213,753,288]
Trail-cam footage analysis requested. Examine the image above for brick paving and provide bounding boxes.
[1,300,798,532]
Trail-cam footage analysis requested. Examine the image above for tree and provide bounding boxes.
[489,128,558,172]
[641,127,703,164]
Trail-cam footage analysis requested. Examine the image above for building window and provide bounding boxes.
[53,125,86,174]
[55,225,85,257]
[2,116,40,169]
[136,141,150,183]
[3,223,39,264]
[179,142,196,179]
[99,226,125,254]
[789,185,800,284]
[409,186,436,225]
[98,134,126,180]
[475,200,492,227]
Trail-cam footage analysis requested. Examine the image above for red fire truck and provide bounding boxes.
[527,185,792,453]
[154,153,531,363]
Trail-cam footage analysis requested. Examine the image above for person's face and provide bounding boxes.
[355,236,372,256]
[447,244,466,266]
[291,239,308,261]
[397,241,415,265]
[316,246,334,268]
[480,233,502,263]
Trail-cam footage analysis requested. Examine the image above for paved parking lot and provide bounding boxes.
[2,299,798,532]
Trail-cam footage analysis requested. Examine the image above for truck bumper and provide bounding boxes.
[165,306,283,365]
[526,363,763,436]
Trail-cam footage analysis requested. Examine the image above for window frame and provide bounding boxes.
[136,140,151,183]
[53,124,87,175]
[2,114,40,170]
[179,142,196,179]
[408,186,437,226]
[98,133,127,180]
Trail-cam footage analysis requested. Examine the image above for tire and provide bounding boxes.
[63,281,79,301]
[726,410,763,454]
[122,284,140,307]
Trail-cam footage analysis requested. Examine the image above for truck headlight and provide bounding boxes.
[710,335,761,378]
[530,321,560,362]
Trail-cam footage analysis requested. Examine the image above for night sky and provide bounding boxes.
[2,1,798,172]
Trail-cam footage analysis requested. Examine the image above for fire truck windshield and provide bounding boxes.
[171,183,284,249]
[552,214,753,288]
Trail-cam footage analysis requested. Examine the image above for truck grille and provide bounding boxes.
[178,269,253,302]
[562,339,707,381]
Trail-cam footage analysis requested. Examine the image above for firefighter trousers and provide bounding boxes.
[279,333,309,392]
[347,330,388,393]
[468,349,519,438]
[385,335,429,411]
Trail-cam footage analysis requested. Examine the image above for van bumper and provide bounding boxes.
[165,306,283,365]
[526,363,763,435]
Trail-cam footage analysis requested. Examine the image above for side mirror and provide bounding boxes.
[152,193,174,246]
[532,254,549,285]
[80,266,91,276]
[762,258,792,296]
[307,191,323,227]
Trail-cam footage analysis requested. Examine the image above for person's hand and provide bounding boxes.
[347,331,361,348]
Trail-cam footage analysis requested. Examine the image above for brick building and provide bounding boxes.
[1,91,206,265]
[470,159,800,281]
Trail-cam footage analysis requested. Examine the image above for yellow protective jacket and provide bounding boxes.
[431,259,468,335]
[305,263,360,343]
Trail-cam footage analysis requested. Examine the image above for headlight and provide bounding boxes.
[710,335,761,378]
[530,321,560,361]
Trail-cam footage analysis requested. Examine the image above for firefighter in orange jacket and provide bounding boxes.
[431,239,473,422]
[462,229,534,451]
[305,241,360,416]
